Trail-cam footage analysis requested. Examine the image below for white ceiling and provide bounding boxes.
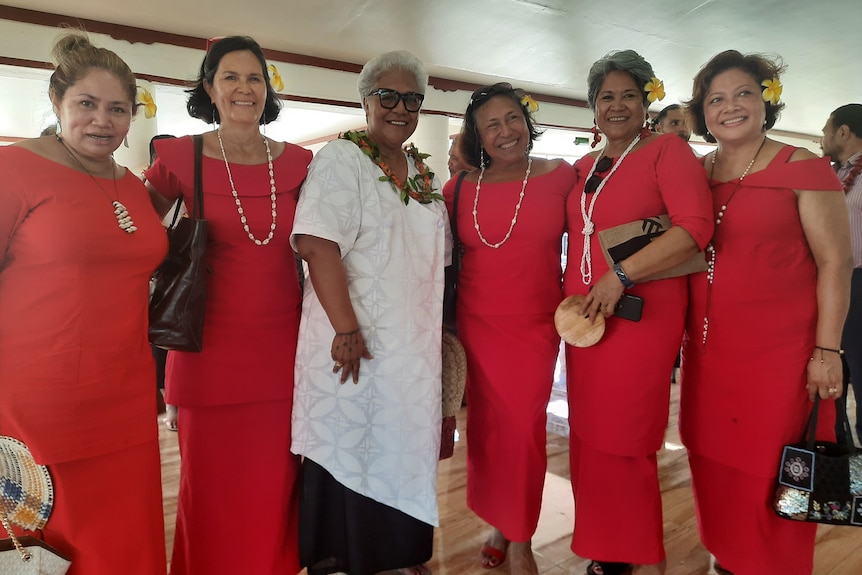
[2,0,860,143]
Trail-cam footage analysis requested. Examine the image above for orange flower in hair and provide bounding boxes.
[645,77,665,102]
[761,77,782,105]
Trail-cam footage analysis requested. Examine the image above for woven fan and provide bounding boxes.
[0,436,54,531]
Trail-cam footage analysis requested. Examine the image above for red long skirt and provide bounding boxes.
[569,433,665,565]
[688,452,817,575]
[169,400,300,575]
[18,440,167,575]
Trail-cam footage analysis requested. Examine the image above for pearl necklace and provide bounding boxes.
[56,135,136,233]
[579,134,641,285]
[216,129,277,246]
[701,137,766,346]
[472,157,532,248]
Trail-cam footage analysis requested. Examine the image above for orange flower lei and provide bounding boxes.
[341,130,442,205]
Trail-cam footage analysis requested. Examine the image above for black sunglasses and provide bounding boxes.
[367,88,425,113]
[584,156,613,194]
[469,82,514,107]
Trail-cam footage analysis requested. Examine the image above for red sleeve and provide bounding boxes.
[0,149,29,265]
[653,136,715,250]
[144,135,195,203]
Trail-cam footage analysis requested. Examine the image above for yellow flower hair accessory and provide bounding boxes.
[137,87,157,119]
[645,77,665,103]
[520,94,539,113]
[761,77,782,105]
[268,64,284,92]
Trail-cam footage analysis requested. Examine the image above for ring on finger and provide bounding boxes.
[828,386,838,395]
[334,361,343,368]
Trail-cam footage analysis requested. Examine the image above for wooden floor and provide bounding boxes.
[158,385,862,574]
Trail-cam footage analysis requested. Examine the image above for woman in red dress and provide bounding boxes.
[443,83,574,575]
[563,50,714,575]
[0,31,167,575]
[145,36,311,575]
[680,50,851,575]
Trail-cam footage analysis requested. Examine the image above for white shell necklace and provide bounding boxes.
[579,134,641,285]
[472,157,532,248]
[56,135,137,233]
[216,128,277,246]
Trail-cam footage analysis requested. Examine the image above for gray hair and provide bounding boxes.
[357,50,428,104]
[586,49,656,111]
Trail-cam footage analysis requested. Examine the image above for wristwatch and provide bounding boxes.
[613,262,635,288]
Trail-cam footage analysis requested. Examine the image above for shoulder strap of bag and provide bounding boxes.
[451,170,468,270]
[192,134,204,219]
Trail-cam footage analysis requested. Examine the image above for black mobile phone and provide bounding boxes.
[614,294,644,322]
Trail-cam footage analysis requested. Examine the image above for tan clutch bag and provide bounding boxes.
[597,214,707,281]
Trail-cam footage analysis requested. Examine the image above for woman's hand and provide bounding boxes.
[806,349,843,401]
[580,270,625,323]
[331,329,374,384]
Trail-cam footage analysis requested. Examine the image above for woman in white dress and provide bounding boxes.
[291,50,449,575]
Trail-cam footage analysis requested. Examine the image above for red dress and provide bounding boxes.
[442,161,574,541]
[563,135,713,563]
[146,136,311,575]
[680,146,842,573]
[0,146,167,575]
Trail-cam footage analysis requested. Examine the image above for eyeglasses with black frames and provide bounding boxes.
[584,156,613,194]
[367,89,425,113]
[469,82,515,107]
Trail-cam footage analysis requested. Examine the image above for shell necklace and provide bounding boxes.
[701,136,766,346]
[472,157,532,248]
[216,129,277,246]
[579,134,641,285]
[56,135,136,233]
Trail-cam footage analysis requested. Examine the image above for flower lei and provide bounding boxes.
[341,130,443,205]
[762,77,782,105]
[645,77,665,102]
[841,154,862,194]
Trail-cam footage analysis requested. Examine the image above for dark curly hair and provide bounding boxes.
[459,83,543,168]
[686,50,786,143]
[186,36,281,125]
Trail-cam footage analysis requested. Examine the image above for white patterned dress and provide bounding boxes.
[290,138,450,526]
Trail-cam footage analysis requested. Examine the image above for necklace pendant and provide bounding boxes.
[113,201,137,234]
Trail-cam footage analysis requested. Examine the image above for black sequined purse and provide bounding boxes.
[773,396,862,526]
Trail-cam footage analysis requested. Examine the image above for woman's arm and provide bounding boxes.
[145,180,175,220]
[294,234,372,384]
[798,188,853,400]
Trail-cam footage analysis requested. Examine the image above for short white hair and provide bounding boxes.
[357,50,428,103]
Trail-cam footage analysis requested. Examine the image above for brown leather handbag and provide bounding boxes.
[148,134,208,352]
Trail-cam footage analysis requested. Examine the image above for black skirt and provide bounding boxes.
[299,458,434,575]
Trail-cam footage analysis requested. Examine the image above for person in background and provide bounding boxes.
[651,103,691,142]
[443,82,573,575]
[145,36,312,575]
[448,133,475,177]
[291,50,447,575]
[0,30,167,575]
[564,50,713,575]
[681,50,851,574]
[821,103,862,447]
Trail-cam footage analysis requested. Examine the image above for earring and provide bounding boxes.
[123,135,130,148]
[590,120,602,148]
[212,109,217,125]
[480,148,486,167]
